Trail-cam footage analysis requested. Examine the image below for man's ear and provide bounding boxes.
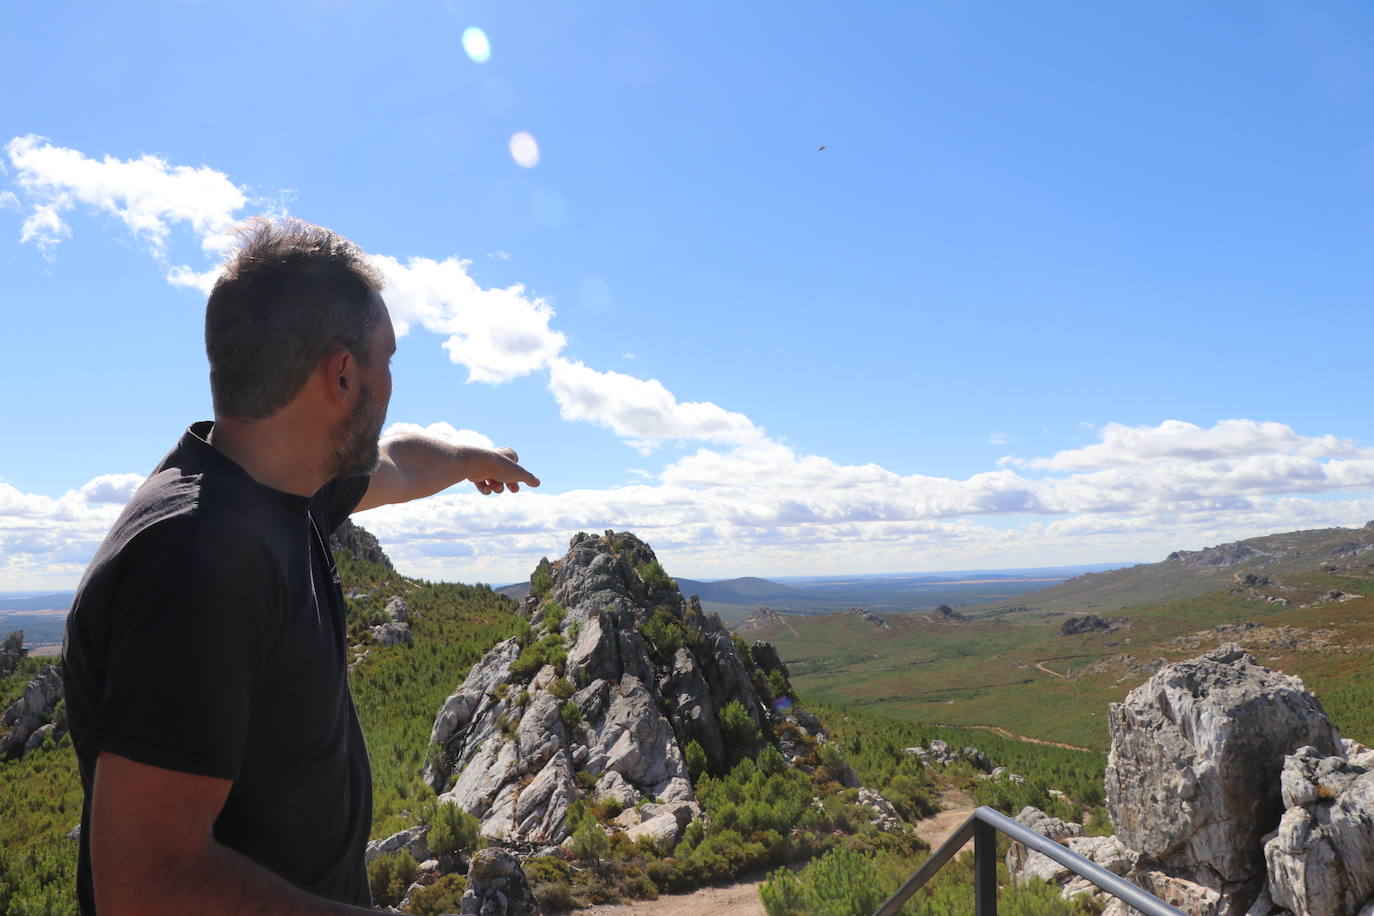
[321,346,356,405]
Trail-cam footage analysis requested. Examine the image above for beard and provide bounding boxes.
[327,382,386,479]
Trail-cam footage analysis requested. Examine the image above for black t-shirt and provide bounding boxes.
[62,421,374,914]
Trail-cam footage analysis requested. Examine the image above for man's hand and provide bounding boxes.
[469,446,537,494]
[355,434,539,512]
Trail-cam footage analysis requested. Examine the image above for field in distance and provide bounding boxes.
[740,522,1374,754]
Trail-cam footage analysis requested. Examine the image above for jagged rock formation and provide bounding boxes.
[1008,645,1374,916]
[371,620,413,647]
[1264,746,1374,916]
[1168,542,1270,568]
[1,630,25,677]
[421,531,799,849]
[1106,644,1338,899]
[1060,614,1117,636]
[328,517,392,567]
[850,607,890,629]
[903,739,991,772]
[1,664,63,758]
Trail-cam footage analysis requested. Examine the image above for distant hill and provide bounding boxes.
[965,521,1374,619]
[0,592,74,612]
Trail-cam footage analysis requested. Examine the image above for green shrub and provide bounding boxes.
[625,872,659,899]
[685,739,708,782]
[560,699,582,731]
[530,559,554,598]
[509,631,568,679]
[426,801,484,857]
[549,676,576,700]
[640,606,689,658]
[719,700,760,750]
[541,601,568,631]
[367,850,418,908]
[760,845,886,916]
[404,873,467,915]
[636,560,674,591]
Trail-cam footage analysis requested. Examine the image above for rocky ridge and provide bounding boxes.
[416,531,806,852]
[1,661,64,759]
[1006,644,1374,916]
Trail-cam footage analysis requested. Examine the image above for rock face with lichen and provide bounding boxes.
[421,531,798,849]
[1007,645,1374,916]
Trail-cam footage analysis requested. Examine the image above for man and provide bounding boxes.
[61,219,539,915]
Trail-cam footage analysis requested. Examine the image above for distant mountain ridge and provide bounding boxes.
[967,520,1374,618]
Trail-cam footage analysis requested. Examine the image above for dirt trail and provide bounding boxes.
[578,878,766,916]
[934,723,1094,753]
[1034,660,1069,679]
[576,794,981,915]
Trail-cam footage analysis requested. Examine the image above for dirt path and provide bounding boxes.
[575,794,986,915]
[577,878,767,916]
[1034,660,1068,679]
[914,804,977,851]
[935,723,1094,753]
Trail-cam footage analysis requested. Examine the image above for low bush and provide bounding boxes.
[367,850,418,908]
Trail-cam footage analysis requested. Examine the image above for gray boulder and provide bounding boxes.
[1105,644,1339,888]
[370,620,412,647]
[459,848,537,916]
[1,664,63,758]
[385,596,410,622]
[1264,747,1374,916]
[365,825,432,864]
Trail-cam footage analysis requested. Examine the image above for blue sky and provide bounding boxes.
[4,1,1374,589]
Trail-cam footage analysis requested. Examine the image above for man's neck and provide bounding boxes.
[208,413,329,497]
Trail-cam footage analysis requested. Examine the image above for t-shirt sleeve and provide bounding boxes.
[80,524,272,781]
[317,474,371,534]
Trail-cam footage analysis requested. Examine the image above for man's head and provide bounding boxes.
[205,218,387,421]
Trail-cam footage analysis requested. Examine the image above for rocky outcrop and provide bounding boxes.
[1,630,25,677]
[1168,542,1268,568]
[1106,644,1338,897]
[903,739,991,773]
[328,518,391,567]
[459,848,537,916]
[421,532,797,849]
[371,620,413,647]
[1009,645,1369,915]
[1263,747,1374,915]
[1,664,63,758]
[1060,615,1117,636]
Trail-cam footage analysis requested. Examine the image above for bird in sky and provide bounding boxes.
[817,145,826,151]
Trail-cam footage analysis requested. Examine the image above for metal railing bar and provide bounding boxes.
[873,818,977,916]
[873,806,1189,916]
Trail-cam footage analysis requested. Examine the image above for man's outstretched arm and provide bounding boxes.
[354,431,540,513]
[91,752,377,916]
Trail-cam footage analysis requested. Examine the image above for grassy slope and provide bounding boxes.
[756,568,1374,752]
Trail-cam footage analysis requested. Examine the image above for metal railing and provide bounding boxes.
[873,806,1187,916]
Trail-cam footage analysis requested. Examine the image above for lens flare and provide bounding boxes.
[462,27,491,63]
[509,132,540,168]
[773,696,794,714]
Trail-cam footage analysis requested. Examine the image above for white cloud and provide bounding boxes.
[988,432,1014,445]
[369,254,567,384]
[548,358,764,452]
[1031,419,1361,471]
[381,421,496,450]
[5,135,247,275]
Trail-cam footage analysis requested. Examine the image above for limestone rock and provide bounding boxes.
[365,825,432,864]
[1264,748,1374,916]
[856,787,903,833]
[458,848,537,916]
[1105,644,1339,885]
[1,664,63,758]
[385,596,410,622]
[1006,806,1085,880]
[421,531,798,850]
[370,620,412,647]
[328,518,391,567]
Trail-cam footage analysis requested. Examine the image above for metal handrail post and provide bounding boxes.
[873,806,1188,916]
[974,818,997,916]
